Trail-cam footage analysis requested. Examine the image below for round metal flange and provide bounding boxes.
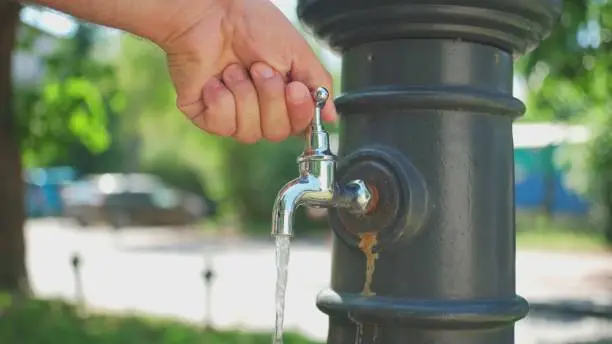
[336,159,401,235]
[329,146,429,252]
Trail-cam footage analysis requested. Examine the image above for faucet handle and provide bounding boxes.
[311,87,329,133]
[301,86,333,158]
[313,87,329,108]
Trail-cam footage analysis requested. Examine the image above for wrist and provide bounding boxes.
[136,0,229,51]
[29,0,224,51]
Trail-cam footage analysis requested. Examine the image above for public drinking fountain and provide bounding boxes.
[271,0,562,343]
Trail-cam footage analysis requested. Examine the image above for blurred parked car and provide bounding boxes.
[24,166,77,218]
[60,173,215,228]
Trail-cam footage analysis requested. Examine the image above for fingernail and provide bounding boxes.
[252,64,275,79]
[226,65,247,82]
[288,85,308,104]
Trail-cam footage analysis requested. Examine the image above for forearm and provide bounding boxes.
[25,0,213,46]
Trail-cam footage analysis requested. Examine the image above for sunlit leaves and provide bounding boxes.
[520,0,612,240]
[14,21,123,168]
[17,78,111,166]
[45,77,110,151]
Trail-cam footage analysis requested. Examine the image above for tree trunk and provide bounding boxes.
[0,1,29,294]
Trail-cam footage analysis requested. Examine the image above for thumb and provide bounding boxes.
[289,49,338,122]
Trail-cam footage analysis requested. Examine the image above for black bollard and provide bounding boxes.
[70,252,84,310]
[202,260,216,330]
[296,1,562,344]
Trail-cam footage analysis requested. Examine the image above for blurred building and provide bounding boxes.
[514,123,590,216]
[13,7,74,87]
[24,166,76,217]
[13,25,57,87]
[13,6,121,87]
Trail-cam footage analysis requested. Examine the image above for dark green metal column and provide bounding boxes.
[296,1,561,344]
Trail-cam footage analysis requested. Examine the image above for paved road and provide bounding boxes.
[25,219,612,343]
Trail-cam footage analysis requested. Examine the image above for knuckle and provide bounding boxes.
[237,133,261,145]
[204,111,236,137]
[234,79,255,92]
[213,124,237,137]
[216,89,235,106]
[258,80,285,99]
[290,120,310,134]
[205,89,234,110]
[265,127,291,142]
[234,125,262,144]
[233,82,258,101]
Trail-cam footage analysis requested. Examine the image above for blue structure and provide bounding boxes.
[24,166,77,217]
[513,123,590,216]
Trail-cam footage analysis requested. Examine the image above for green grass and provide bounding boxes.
[516,212,610,252]
[0,294,320,344]
[516,229,608,251]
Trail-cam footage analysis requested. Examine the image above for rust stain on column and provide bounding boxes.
[358,232,378,296]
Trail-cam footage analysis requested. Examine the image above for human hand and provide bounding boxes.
[155,0,337,144]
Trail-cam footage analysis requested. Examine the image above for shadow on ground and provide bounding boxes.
[530,300,612,320]
[523,301,612,344]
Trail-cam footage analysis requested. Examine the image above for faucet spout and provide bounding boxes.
[270,86,374,238]
[272,176,323,237]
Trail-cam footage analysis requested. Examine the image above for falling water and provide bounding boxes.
[273,234,292,344]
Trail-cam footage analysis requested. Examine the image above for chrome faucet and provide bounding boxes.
[271,87,374,237]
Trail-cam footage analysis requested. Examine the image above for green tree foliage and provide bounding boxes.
[517,1,590,122]
[518,0,612,242]
[14,21,125,172]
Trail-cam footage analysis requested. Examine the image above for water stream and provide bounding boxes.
[273,234,292,344]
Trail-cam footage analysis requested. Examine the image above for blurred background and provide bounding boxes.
[1,0,612,344]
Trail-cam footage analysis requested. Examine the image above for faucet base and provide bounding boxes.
[328,146,429,252]
[330,180,373,214]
